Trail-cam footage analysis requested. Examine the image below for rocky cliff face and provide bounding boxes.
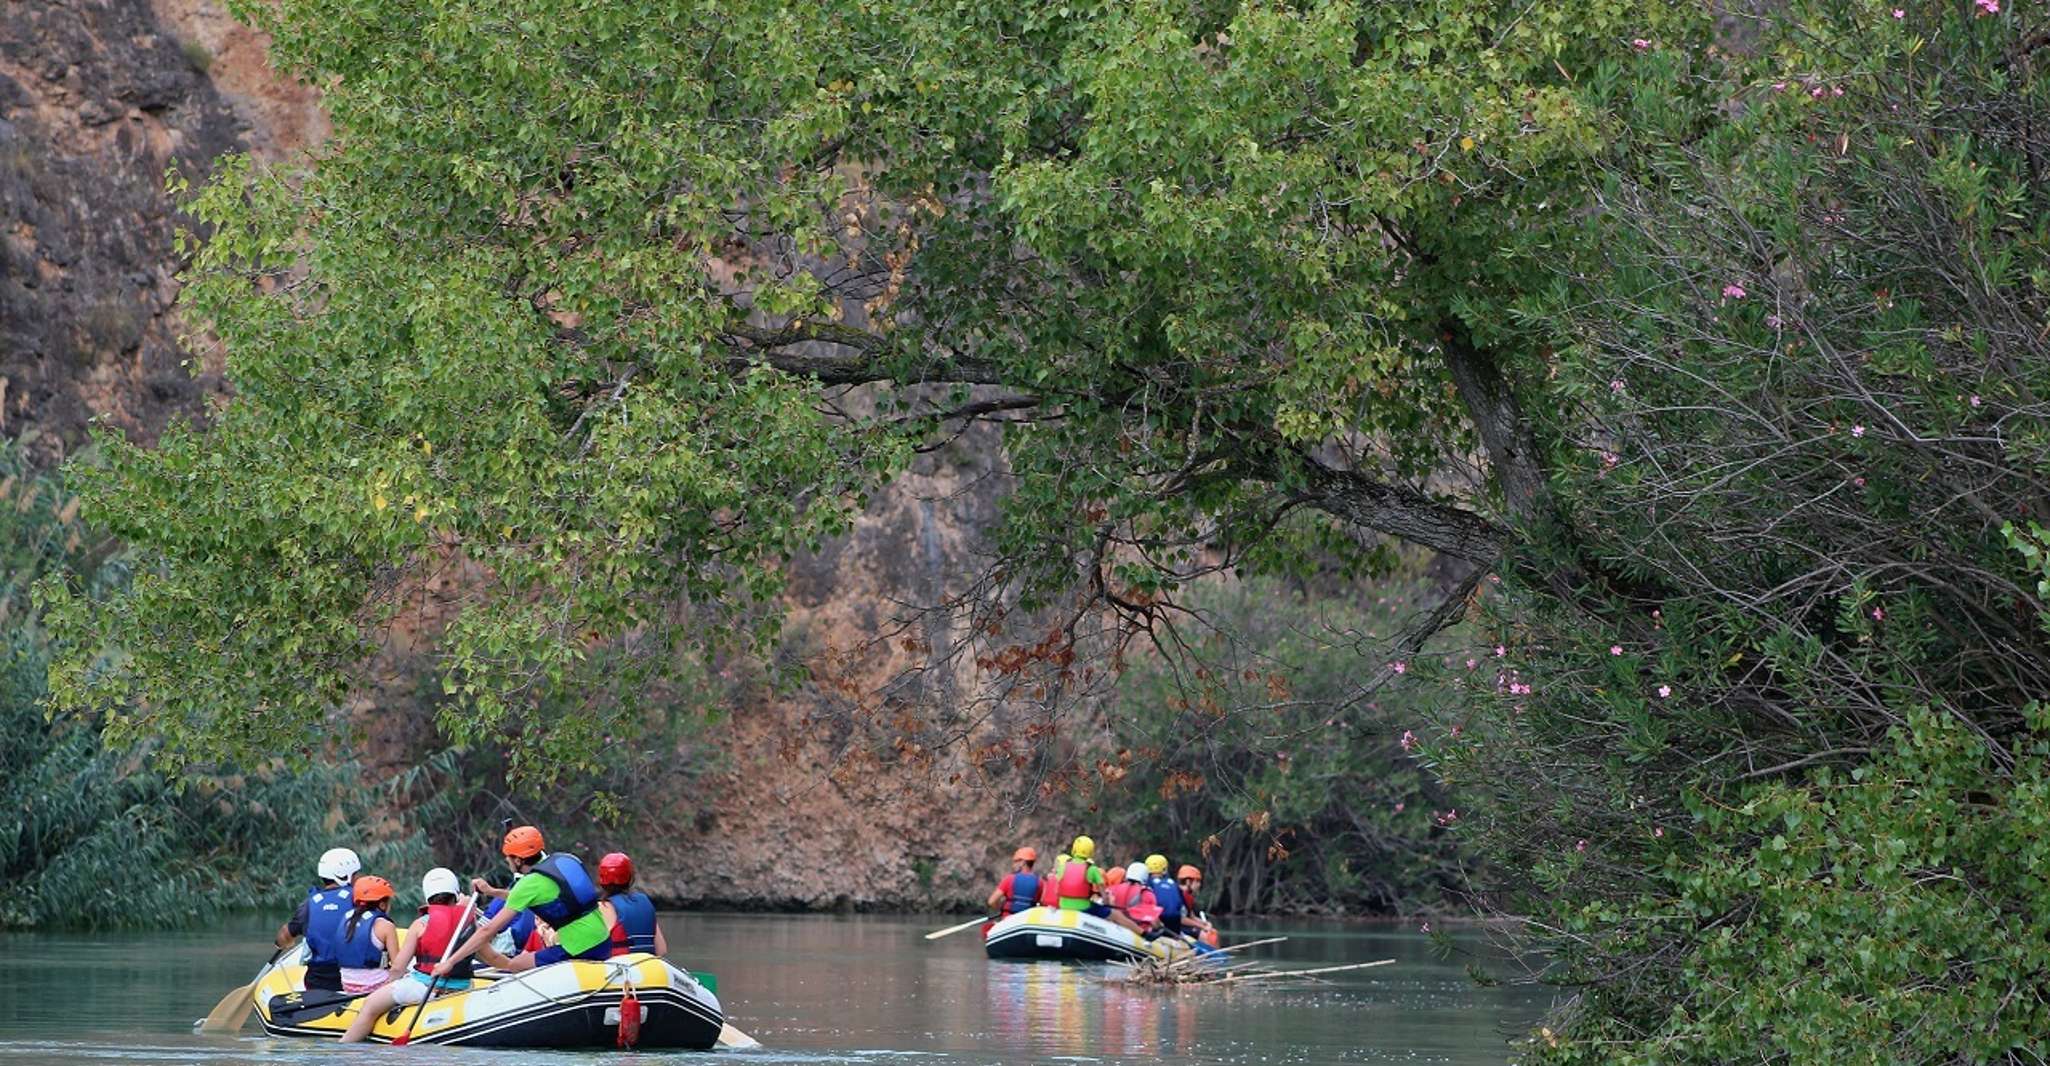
[4,0,1062,910]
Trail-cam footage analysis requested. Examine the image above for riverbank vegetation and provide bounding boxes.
[25,0,2049,1057]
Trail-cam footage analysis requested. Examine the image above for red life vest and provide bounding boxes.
[411,902,474,980]
[1106,881,1145,913]
[1057,857,1094,901]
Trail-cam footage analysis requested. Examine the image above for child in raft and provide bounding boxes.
[337,876,401,994]
[338,868,475,1043]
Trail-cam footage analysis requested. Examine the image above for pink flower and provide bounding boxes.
[1609,379,1626,394]
[1766,313,1784,329]
[1657,684,1673,699]
[1871,606,1885,621]
[1600,451,1619,469]
[1399,729,1418,752]
[1851,424,1866,437]
[1853,476,1866,487]
[1420,921,1431,933]
[1772,81,1788,92]
[1631,38,1652,50]
[1610,644,1624,656]
[1575,839,1588,852]
[1811,85,1827,99]
[1970,394,1983,407]
[1394,801,1405,813]
[1495,644,1507,657]
[1654,826,1665,838]
[1892,8,1904,17]
[1722,283,1747,299]
[1393,660,1408,675]
[1975,0,1998,14]
[1466,658,1478,670]
[1450,724,1464,739]
[1831,86,1844,97]
[1435,809,1459,827]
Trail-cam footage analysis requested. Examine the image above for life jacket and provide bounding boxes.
[301,885,352,967]
[1056,857,1094,901]
[527,853,601,928]
[1148,876,1185,920]
[334,907,388,968]
[411,902,476,981]
[484,896,537,952]
[1038,861,1064,907]
[1006,872,1041,914]
[608,891,658,955]
[1106,880,1146,914]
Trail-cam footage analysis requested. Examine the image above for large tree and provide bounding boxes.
[42,0,2050,1057]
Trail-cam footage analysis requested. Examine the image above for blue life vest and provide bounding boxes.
[528,853,601,928]
[1148,876,1185,921]
[334,907,387,968]
[1007,872,1041,914]
[609,890,658,953]
[483,896,538,950]
[302,885,353,966]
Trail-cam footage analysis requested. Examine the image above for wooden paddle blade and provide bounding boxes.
[923,916,989,940]
[716,1022,761,1049]
[196,981,254,1033]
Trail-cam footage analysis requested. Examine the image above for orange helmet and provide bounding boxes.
[1105,866,1126,885]
[502,825,545,859]
[351,875,395,906]
[1012,847,1037,864]
[1177,864,1202,882]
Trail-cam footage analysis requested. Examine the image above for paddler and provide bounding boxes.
[598,851,668,956]
[277,847,360,992]
[1143,853,1207,941]
[984,846,1042,917]
[1052,835,1143,933]
[432,825,613,976]
[1107,861,1161,932]
[338,868,475,1043]
[336,875,401,994]
[1178,864,1221,948]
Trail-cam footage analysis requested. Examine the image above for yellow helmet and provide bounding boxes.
[1070,835,1095,860]
[1145,853,1169,876]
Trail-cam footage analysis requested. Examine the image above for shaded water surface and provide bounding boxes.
[0,912,1552,1064]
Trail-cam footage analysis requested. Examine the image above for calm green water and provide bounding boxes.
[0,913,1552,1064]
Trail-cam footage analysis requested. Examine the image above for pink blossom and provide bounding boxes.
[1611,645,1624,656]
[1394,801,1405,813]
[1851,424,1866,437]
[1892,8,1904,17]
[1399,729,1418,752]
[1600,451,1619,469]
[1831,86,1844,97]
[1811,85,1827,99]
[1654,826,1665,838]
[1631,38,1652,50]
[1393,660,1408,675]
[1970,394,1983,407]
[1450,724,1464,739]
[1657,684,1673,699]
[1722,283,1747,299]
[1435,809,1459,827]
[1609,379,1626,394]
[1495,644,1507,657]
[1871,606,1885,621]
[1853,476,1866,487]
[1466,658,1478,670]
[1420,921,1431,933]
[1575,839,1588,852]
[1766,313,1784,329]
[1975,0,1998,14]
[1772,81,1788,92]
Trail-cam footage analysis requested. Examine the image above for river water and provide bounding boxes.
[0,913,1552,1065]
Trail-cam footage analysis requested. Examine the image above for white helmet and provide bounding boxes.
[317,847,362,883]
[1126,862,1148,882]
[421,867,461,900]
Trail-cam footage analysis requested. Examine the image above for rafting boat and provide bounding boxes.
[983,906,1196,963]
[250,950,723,1049]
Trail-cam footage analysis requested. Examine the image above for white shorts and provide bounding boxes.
[390,970,471,1005]
[341,968,391,994]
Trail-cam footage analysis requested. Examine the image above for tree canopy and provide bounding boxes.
[39,0,2050,1058]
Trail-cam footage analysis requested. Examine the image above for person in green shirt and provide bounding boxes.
[433,825,614,975]
[1051,835,1141,933]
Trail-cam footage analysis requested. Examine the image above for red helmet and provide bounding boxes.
[1012,846,1037,864]
[597,851,635,888]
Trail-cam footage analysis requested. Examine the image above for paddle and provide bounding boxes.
[197,944,289,1033]
[923,915,993,941]
[392,893,480,1047]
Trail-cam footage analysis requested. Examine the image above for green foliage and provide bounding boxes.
[1096,577,1473,914]
[1,446,431,928]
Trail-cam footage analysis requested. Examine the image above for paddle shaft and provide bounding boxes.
[197,944,290,1033]
[393,894,480,1046]
[922,915,992,941]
